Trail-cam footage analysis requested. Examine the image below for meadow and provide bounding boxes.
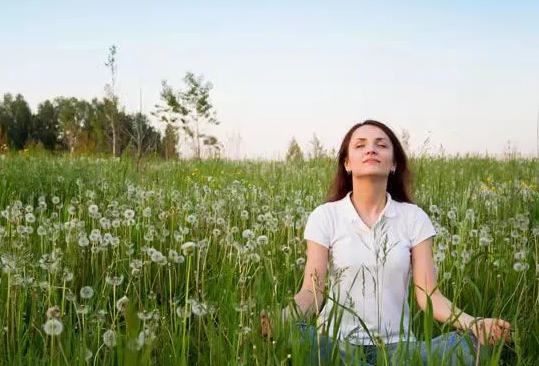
[0,154,537,366]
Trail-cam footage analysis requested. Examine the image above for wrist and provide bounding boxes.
[454,314,475,330]
[467,317,484,332]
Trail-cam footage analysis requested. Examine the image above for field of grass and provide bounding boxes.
[0,154,537,365]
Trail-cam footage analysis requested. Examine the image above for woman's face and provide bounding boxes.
[344,124,396,178]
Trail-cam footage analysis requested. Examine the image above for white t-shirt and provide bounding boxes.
[303,191,437,345]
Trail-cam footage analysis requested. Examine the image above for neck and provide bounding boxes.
[350,178,388,216]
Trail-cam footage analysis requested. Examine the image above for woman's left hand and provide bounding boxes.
[470,318,512,346]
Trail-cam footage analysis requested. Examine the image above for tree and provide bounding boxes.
[104,44,119,157]
[56,97,91,155]
[32,100,60,150]
[0,93,32,150]
[163,123,179,160]
[308,132,326,159]
[285,137,304,162]
[153,72,220,159]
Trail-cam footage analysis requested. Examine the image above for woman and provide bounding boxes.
[261,120,512,366]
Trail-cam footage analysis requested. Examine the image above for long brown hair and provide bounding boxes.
[326,120,413,203]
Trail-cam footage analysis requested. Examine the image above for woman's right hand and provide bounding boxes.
[260,309,273,339]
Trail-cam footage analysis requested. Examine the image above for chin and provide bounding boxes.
[356,170,388,178]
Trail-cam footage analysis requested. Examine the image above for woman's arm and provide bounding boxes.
[411,237,476,330]
[282,240,329,321]
[412,237,512,345]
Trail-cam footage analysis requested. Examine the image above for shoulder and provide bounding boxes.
[392,201,437,245]
[392,200,432,222]
[307,198,345,222]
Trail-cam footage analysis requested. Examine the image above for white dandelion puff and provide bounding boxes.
[181,242,196,256]
[103,329,117,348]
[513,262,528,272]
[43,318,63,336]
[105,275,124,286]
[256,235,268,246]
[25,213,35,223]
[242,229,254,239]
[88,204,99,215]
[186,214,197,224]
[80,286,94,299]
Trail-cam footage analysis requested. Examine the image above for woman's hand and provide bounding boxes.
[260,309,273,339]
[470,318,512,346]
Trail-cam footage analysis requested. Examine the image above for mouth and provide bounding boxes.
[363,159,380,164]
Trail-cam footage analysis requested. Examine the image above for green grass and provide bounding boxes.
[0,153,537,365]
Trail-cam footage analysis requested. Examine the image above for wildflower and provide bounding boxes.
[76,304,90,315]
[242,229,254,239]
[43,318,63,336]
[248,253,261,263]
[105,275,124,286]
[80,286,95,299]
[514,250,527,260]
[189,299,209,316]
[181,242,196,256]
[62,270,74,282]
[239,326,252,335]
[186,214,197,224]
[25,213,35,223]
[52,196,60,205]
[103,329,117,348]
[88,204,99,215]
[116,295,129,314]
[37,226,47,236]
[85,349,93,362]
[257,235,268,246]
[46,306,61,319]
[78,236,90,247]
[513,262,528,272]
[142,207,151,218]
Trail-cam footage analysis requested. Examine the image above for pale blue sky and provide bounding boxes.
[1,0,539,158]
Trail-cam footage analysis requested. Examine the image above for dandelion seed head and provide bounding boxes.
[88,204,99,215]
[103,329,117,348]
[80,286,94,299]
[46,306,61,319]
[43,318,63,336]
[513,262,528,272]
[105,275,124,286]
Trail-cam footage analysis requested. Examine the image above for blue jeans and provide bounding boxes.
[289,322,490,366]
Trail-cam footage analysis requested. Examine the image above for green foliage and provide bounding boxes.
[154,72,221,159]
[0,155,535,365]
[285,136,304,162]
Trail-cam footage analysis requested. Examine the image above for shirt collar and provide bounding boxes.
[341,190,397,225]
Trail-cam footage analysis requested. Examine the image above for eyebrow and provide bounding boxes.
[354,137,390,142]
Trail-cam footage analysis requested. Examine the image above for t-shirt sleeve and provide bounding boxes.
[303,205,331,249]
[410,206,437,247]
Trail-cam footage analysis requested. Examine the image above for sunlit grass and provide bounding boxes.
[0,154,537,365]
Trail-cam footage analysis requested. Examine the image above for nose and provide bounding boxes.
[365,145,378,155]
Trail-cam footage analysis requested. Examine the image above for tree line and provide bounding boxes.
[0,45,221,162]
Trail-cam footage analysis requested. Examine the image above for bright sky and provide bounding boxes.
[1,0,539,159]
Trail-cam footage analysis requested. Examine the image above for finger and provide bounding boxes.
[496,319,511,329]
[260,309,266,318]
